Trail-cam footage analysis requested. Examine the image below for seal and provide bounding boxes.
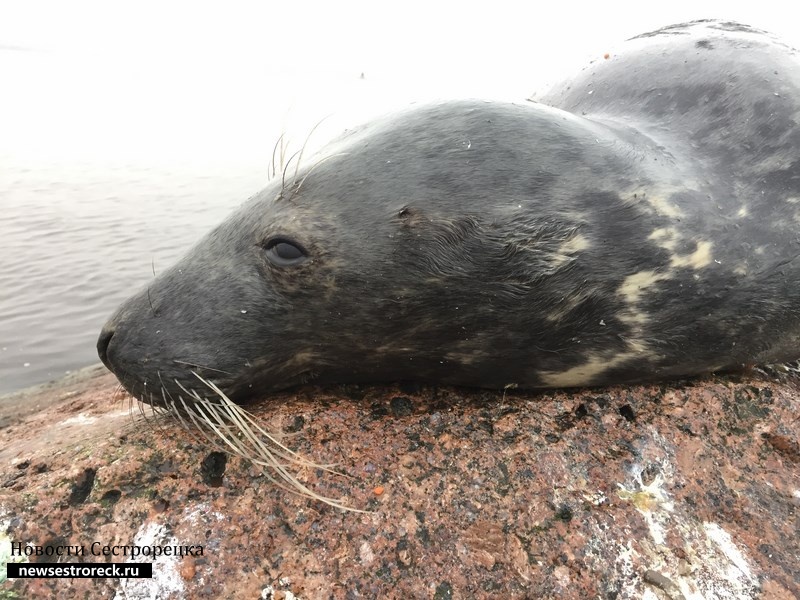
[98,20,800,408]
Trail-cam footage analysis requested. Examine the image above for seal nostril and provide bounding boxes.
[97,326,115,369]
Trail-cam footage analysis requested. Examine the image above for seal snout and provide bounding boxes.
[97,324,115,372]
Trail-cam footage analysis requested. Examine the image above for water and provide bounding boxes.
[0,156,268,394]
[1,2,797,395]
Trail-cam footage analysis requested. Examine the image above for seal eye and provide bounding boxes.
[263,238,308,267]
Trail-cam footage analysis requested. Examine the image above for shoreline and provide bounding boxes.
[0,362,111,429]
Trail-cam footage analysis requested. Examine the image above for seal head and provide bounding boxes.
[98,20,800,406]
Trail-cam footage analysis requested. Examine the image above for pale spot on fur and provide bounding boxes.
[540,343,649,387]
[549,233,591,268]
[545,289,593,323]
[648,227,680,251]
[443,350,483,365]
[742,154,796,181]
[736,206,749,218]
[619,310,650,325]
[649,230,713,269]
[787,197,800,204]
[285,351,316,367]
[670,240,713,269]
[560,233,590,254]
[540,356,612,387]
[645,195,684,218]
[618,269,671,327]
[373,345,416,355]
[618,270,670,305]
[733,264,749,276]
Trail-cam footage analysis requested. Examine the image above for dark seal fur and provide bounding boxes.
[98,21,800,405]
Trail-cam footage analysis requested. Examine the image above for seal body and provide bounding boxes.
[98,20,800,405]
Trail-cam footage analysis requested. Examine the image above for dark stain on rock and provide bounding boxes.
[390,396,414,417]
[416,525,431,547]
[284,415,305,433]
[496,462,512,496]
[723,385,772,434]
[619,404,636,422]
[434,581,453,600]
[2,471,25,488]
[762,432,800,463]
[475,415,494,435]
[592,395,611,409]
[557,402,591,431]
[641,463,662,486]
[200,452,227,487]
[35,536,68,563]
[370,401,389,419]
[99,489,122,506]
[554,504,574,522]
[68,468,96,506]
[644,569,685,599]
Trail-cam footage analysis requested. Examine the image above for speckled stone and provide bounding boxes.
[1,366,798,599]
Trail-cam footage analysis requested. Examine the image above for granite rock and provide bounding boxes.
[1,366,798,599]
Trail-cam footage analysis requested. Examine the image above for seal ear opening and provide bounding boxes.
[263,237,309,267]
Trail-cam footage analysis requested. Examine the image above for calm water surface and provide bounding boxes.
[0,155,269,394]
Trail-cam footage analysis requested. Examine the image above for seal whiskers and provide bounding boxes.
[268,133,286,181]
[267,116,340,198]
[291,115,332,188]
[157,375,362,510]
[292,152,349,197]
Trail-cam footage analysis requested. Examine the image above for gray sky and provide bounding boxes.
[1,1,798,164]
